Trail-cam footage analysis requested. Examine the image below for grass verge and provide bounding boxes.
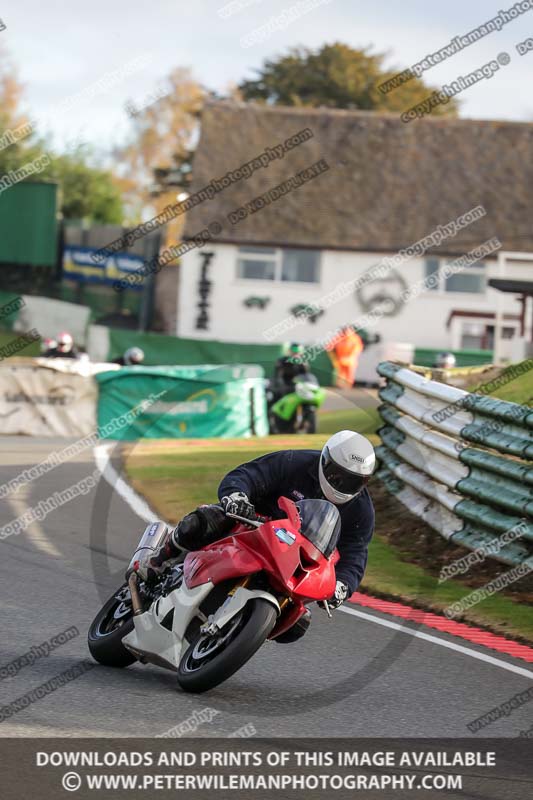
[458,359,533,405]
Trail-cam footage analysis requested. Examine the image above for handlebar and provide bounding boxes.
[225,511,268,528]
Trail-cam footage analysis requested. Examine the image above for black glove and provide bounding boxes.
[175,505,230,550]
[328,580,349,609]
[220,492,256,520]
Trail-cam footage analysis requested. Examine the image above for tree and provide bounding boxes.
[0,46,122,224]
[239,42,459,116]
[45,146,123,224]
[0,44,46,175]
[114,67,206,231]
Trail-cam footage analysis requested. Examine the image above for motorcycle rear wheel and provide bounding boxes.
[177,599,277,693]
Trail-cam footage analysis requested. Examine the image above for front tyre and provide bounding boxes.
[301,406,317,434]
[87,584,136,667]
[177,599,277,693]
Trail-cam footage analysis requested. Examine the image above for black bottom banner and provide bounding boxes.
[0,738,531,799]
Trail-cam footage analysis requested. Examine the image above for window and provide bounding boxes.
[281,249,320,283]
[237,247,276,281]
[460,322,485,349]
[445,269,485,294]
[424,258,486,294]
[237,247,321,283]
[460,322,516,350]
[424,258,440,291]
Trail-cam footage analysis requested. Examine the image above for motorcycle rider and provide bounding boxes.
[43,331,78,359]
[113,347,145,367]
[272,342,310,400]
[40,337,57,355]
[138,430,375,642]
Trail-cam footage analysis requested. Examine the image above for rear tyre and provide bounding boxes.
[87,584,136,667]
[177,599,277,693]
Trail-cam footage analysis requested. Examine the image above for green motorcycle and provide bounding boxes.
[268,373,326,434]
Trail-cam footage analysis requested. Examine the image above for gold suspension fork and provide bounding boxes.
[279,596,291,611]
[228,576,251,596]
[128,573,143,616]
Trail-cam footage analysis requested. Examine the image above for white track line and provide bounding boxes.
[95,443,533,681]
[341,605,533,680]
[93,443,159,524]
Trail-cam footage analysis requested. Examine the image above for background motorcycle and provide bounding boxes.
[267,373,325,434]
[88,497,340,693]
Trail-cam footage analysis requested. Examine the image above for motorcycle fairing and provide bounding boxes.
[204,587,280,632]
[184,497,338,602]
[122,580,213,670]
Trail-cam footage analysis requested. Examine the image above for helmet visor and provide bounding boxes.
[321,446,369,496]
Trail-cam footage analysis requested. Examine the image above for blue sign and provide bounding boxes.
[62,245,145,291]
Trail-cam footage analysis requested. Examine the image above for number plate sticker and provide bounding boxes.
[274,528,296,545]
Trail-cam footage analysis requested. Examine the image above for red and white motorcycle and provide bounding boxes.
[88,497,340,693]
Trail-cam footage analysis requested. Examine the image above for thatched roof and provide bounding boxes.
[183,100,533,255]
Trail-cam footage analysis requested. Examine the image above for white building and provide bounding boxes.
[174,102,533,362]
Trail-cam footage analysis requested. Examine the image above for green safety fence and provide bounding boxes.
[413,348,494,367]
[96,364,268,440]
[0,291,25,332]
[107,328,336,387]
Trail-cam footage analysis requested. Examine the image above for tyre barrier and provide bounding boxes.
[376,362,533,569]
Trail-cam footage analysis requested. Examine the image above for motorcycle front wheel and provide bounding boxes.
[177,599,277,693]
[301,406,317,434]
[87,583,136,667]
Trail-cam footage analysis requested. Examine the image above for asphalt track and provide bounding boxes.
[1,435,532,739]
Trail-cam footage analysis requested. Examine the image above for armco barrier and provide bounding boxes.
[376,361,533,569]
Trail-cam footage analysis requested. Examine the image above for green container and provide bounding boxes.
[0,182,58,267]
[96,364,268,440]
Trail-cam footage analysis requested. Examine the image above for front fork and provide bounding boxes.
[200,580,281,636]
[128,573,143,616]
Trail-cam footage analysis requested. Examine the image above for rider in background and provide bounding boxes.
[142,430,376,642]
[40,337,57,355]
[43,331,79,359]
[272,342,310,399]
[113,347,145,366]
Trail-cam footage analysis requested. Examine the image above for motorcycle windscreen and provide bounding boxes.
[295,499,341,558]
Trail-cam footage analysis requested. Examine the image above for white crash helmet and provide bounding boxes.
[56,331,73,353]
[319,430,375,505]
[124,347,144,366]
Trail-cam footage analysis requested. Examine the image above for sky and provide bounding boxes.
[2,0,533,154]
